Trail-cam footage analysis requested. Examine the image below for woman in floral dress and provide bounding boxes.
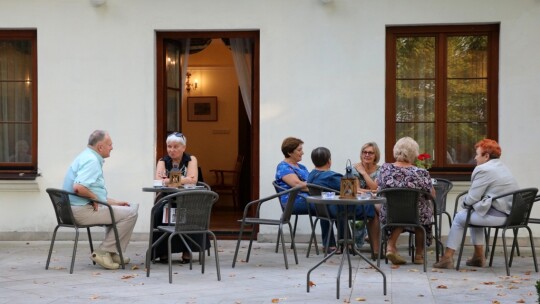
[378,137,435,265]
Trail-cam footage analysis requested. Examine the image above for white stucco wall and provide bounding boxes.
[1,0,539,240]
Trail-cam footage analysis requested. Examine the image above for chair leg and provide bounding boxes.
[527,227,539,272]
[209,231,221,281]
[86,227,95,261]
[306,218,319,258]
[45,225,60,270]
[501,229,510,276]
[70,228,80,274]
[110,225,125,269]
[488,228,500,267]
[278,225,288,269]
[456,225,469,271]
[288,222,298,265]
[232,222,246,268]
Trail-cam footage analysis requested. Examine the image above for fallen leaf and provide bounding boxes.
[507,285,518,290]
[436,285,448,289]
[90,295,100,300]
[491,301,500,304]
[482,281,496,285]
[271,299,279,303]
[355,297,366,301]
[524,271,531,275]
[309,281,316,287]
[121,274,137,280]
[408,269,419,272]
[390,265,400,269]
[131,265,139,270]
[516,299,525,303]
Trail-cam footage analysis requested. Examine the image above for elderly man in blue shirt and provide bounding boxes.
[63,130,139,270]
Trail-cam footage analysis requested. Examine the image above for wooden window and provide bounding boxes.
[0,30,38,179]
[385,24,499,180]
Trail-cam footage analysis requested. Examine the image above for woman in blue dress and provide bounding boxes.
[274,137,311,213]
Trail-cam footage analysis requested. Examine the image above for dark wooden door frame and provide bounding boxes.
[155,30,260,207]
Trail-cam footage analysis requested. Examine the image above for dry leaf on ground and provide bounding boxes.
[436,285,448,289]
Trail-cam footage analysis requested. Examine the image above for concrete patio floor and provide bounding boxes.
[1,240,539,303]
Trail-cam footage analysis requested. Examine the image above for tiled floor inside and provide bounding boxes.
[1,240,539,303]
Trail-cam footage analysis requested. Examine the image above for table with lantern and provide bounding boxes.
[305,194,387,299]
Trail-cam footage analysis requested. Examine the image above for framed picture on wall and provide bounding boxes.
[187,96,218,121]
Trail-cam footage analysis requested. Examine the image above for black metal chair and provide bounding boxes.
[146,190,220,283]
[306,183,340,257]
[45,188,125,274]
[455,188,538,275]
[433,178,453,243]
[272,181,316,252]
[377,187,437,272]
[232,186,302,269]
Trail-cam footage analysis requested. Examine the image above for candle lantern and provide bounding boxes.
[340,159,358,199]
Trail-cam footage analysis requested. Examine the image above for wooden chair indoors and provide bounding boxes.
[210,155,244,208]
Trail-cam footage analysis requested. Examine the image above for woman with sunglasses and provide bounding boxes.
[152,132,201,264]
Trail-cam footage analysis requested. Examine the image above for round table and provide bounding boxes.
[306,195,387,299]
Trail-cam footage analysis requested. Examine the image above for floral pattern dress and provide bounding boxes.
[378,162,434,246]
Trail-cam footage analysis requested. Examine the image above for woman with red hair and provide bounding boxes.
[434,139,519,269]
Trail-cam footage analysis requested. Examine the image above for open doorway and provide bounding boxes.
[155,31,260,239]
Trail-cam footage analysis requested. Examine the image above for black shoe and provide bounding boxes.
[157,256,168,264]
[180,258,190,264]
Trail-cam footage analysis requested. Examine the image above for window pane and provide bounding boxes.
[0,123,32,163]
[0,82,32,122]
[396,79,435,122]
[447,36,488,78]
[446,123,487,164]
[396,37,435,79]
[0,40,32,81]
[447,79,487,122]
[396,122,435,158]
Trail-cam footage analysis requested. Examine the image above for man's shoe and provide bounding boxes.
[465,256,485,267]
[111,252,130,264]
[433,257,454,269]
[91,251,120,270]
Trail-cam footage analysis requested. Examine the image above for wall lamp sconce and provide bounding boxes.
[185,72,198,93]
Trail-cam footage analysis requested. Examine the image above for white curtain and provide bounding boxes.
[180,38,191,107]
[230,38,253,124]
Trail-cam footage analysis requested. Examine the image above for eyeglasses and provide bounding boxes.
[171,132,184,139]
[362,151,375,156]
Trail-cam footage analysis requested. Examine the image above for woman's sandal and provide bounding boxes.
[413,254,424,265]
[386,251,406,265]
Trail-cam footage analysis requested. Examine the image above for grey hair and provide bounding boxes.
[393,136,419,163]
[166,132,187,146]
[88,130,107,146]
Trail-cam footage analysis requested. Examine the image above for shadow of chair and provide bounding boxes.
[45,188,125,274]
[433,178,453,252]
[377,187,438,272]
[306,183,340,257]
[232,186,302,269]
[272,181,316,252]
[146,190,220,283]
[210,155,244,208]
[455,187,539,276]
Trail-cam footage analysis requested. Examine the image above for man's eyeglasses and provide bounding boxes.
[362,151,375,156]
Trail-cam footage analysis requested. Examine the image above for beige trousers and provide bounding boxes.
[71,203,139,254]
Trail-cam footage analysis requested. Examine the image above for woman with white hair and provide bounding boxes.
[377,136,435,265]
[152,132,201,264]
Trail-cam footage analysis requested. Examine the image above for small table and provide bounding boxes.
[306,195,387,299]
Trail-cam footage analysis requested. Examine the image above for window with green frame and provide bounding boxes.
[0,30,38,179]
[385,24,499,180]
